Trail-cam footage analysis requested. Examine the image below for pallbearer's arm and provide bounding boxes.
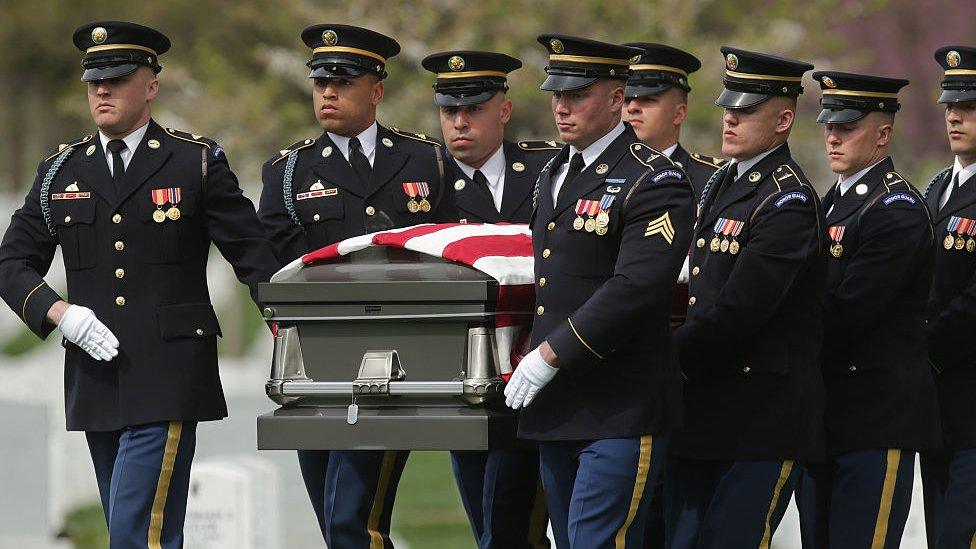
[546,168,695,372]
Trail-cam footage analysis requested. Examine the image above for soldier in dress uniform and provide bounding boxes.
[666,48,823,548]
[622,43,726,201]
[920,45,976,549]
[794,71,940,548]
[421,49,553,549]
[0,21,279,548]
[256,24,454,548]
[504,35,694,548]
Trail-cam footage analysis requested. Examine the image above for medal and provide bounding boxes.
[595,225,608,236]
[407,200,420,213]
[402,182,422,213]
[720,238,730,253]
[828,225,846,258]
[166,207,181,221]
[957,236,966,250]
[596,211,610,227]
[726,220,744,255]
[573,217,584,230]
[419,198,431,213]
[710,237,721,252]
[830,243,844,258]
[584,217,596,232]
[596,194,616,228]
[151,188,168,223]
[945,234,955,249]
[729,240,740,255]
[573,200,587,230]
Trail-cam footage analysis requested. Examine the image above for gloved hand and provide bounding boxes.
[58,305,119,361]
[504,347,558,410]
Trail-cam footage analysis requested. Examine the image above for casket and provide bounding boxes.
[256,246,520,451]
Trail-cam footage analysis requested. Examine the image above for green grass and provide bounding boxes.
[61,502,108,549]
[1,326,45,357]
[393,451,477,549]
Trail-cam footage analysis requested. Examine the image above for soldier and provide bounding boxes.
[504,35,694,547]
[0,21,278,548]
[795,71,940,548]
[623,42,726,201]
[921,45,976,548]
[256,24,453,547]
[421,50,553,548]
[666,48,822,548]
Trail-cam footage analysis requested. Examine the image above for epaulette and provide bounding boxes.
[881,170,910,191]
[43,134,94,162]
[271,138,316,165]
[630,142,673,168]
[390,127,441,146]
[923,165,952,198]
[772,164,804,191]
[518,139,561,151]
[690,152,726,169]
[164,127,212,149]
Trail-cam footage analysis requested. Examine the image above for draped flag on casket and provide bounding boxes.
[272,223,535,379]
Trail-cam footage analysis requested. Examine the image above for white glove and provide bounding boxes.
[504,347,558,410]
[58,305,119,361]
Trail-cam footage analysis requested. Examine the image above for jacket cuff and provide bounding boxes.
[23,283,61,339]
[547,317,605,374]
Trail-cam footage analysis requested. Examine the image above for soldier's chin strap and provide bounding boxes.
[40,147,78,238]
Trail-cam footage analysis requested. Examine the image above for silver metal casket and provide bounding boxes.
[256,247,521,451]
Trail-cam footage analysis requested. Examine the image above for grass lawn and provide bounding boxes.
[392,451,476,548]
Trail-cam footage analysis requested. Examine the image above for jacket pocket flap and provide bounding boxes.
[157,302,222,339]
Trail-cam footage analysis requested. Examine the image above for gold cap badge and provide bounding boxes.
[322,29,338,46]
[448,55,465,71]
[726,53,738,71]
[91,27,107,45]
[550,39,564,54]
[947,50,961,68]
[821,76,836,88]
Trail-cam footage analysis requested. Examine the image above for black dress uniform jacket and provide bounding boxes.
[670,143,726,202]
[673,143,825,461]
[518,125,695,441]
[925,165,976,450]
[820,158,940,456]
[258,124,455,263]
[0,120,279,431]
[450,140,559,224]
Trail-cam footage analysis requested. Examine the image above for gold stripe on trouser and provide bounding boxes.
[614,435,653,549]
[148,421,183,549]
[871,450,902,549]
[527,479,549,549]
[367,451,398,549]
[759,460,794,549]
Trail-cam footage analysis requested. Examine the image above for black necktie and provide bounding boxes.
[473,169,493,201]
[558,152,585,203]
[348,137,372,185]
[106,139,127,187]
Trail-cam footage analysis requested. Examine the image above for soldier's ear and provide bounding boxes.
[371,80,384,106]
[499,98,513,124]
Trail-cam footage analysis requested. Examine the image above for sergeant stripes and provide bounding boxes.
[645,211,675,244]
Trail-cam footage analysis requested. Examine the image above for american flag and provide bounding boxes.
[272,223,535,379]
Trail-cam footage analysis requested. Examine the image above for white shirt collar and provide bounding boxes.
[329,121,378,166]
[455,144,507,211]
[952,156,976,187]
[837,157,887,196]
[661,143,679,158]
[569,121,627,169]
[99,121,150,172]
[734,143,784,181]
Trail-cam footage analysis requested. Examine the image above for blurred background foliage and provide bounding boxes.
[1,0,973,199]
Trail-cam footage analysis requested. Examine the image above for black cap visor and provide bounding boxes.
[816,108,867,124]
[715,88,770,109]
[939,89,976,104]
[81,63,142,82]
[541,74,598,92]
[625,82,669,99]
[434,90,496,107]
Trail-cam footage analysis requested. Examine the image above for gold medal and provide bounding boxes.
[729,240,740,255]
[595,225,608,236]
[956,235,966,250]
[830,242,843,258]
[407,199,420,213]
[166,207,181,221]
[710,237,721,252]
[584,217,596,232]
[573,217,585,230]
[720,238,730,253]
[969,238,975,253]
[945,235,955,249]
[596,211,610,227]
[419,199,431,213]
[152,209,167,223]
